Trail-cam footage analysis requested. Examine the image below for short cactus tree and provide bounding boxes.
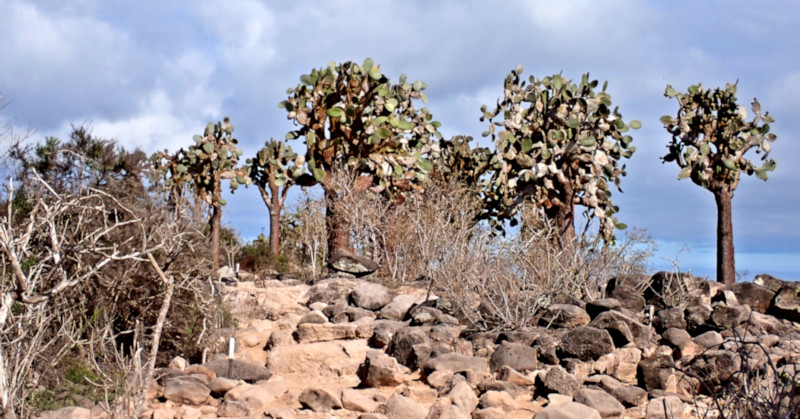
[248,139,305,258]
[661,83,777,284]
[280,59,442,259]
[153,118,249,269]
[483,67,639,245]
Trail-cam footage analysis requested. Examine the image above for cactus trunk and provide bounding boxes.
[211,187,221,270]
[325,188,350,261]
[269,182,281,259]
[714,187,736,284]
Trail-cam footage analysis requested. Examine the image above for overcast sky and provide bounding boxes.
[1,0,798,280]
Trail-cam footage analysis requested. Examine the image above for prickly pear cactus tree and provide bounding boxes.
[280,58,442,258]
[661,83,777,284]
[483,67,639,244]
[153,118,249,269]
[433,135,491,185]
[247,139,305,258]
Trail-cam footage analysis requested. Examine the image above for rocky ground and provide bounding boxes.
[40,272,800,418]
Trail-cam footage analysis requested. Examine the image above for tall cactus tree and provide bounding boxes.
[661,83,777,284]
[280,58,442,259]
[483,67,640,245]
[153,118,249,269]
[248,139,306,258]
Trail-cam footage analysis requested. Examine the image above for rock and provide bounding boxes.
[305,277,359,305]
[164,377,211,404]
[637,355,674,391]
[426,370,455,390]
[266,329,294,349]
[540,304,591,329]
[379,294,417,321]
[424,351,490,376]
[218,265,236,280]
[37,407,92,419]
[558,327,615,361]
[489,341,539,373]
[586,299,622,319]
[208,377,239,395]
[540,366,580,397]
[589,310,649,347]
[610,385,648,407]
[225,381,288,412]
[369,320,404,348]
[478,390,516,412]
[534,334,561,365]
[685,350,740,388]
[728,282,775,313]
[426,401,469,419]
[583,374,622,392]
[605,276,647,312]
[644,271,695,309]
[168,356,188,371]
[753,273,787,292]
[693,331,723,349]
[329,249,379,276]
[182,364,217,380]
[684,304,712,335]
[341,388,384,412]
[769,281,800,322]
[645,396,685,419]
[294,321,374,343]
[388,326,433,369]
[358,349,405,387]
[654,308,686,332]
[478,378,523,398]
[202,359,271,382]
[298,309,329,325]
[472,407,509,419]
[661,328,692,348]
[447,379,480,414]
[299,387,343,412]
[533,401,602,419]
[384,393,429,419]
[351,282,393,310]
[216,400,252,417]
[574,388,625,418]
[709,303,750,330]
[410,306,459,326]
[498,365,536,386]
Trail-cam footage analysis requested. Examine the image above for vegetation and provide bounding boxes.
[661,83,777,284]
[280,59,442,259]
[0,63,785,417]
[153,118,249,269]
[247,139,305,258]
[483,68,640,244]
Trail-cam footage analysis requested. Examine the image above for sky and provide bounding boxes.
[0,0,798,280]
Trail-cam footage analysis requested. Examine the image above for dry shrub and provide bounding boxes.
[317,170,654,330]
[0,173,223,417]
[381,180,654,330]
[687,330,800,418]
[280,193,327,280]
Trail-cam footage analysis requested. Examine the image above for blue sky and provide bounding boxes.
[1,0,798,280]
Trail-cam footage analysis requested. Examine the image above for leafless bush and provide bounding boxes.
[687,329,800,418]
[281,193,327,280]
[0,172,221,417]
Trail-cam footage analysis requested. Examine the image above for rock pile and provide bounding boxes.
[39,272,800,418]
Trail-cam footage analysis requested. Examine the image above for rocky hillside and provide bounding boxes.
[40,272,800,418]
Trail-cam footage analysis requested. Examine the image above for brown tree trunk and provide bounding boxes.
[325,188,350,260]
[211,188,221,270]
[269,182,282,259]
[545,183,576,248]
[714,187,736,284]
